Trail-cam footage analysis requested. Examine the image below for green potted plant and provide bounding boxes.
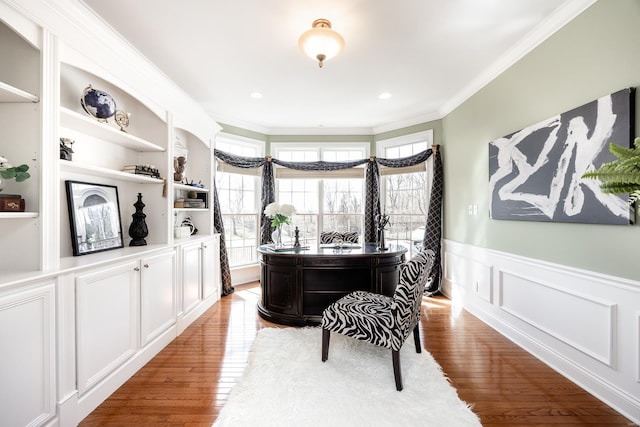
[582,137,640,206]
[0,155,30,183]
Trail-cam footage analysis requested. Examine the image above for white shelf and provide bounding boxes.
[60,107,165,152]
[0,81,38,103]
[173,208,208,213]
[174,183,209,192]
[0,211,39,218]
[60,160,165,184]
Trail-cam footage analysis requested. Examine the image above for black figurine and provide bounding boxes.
[293,226,301,248]
[129,193,148,246]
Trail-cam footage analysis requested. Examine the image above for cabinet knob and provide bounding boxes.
[203,245,208,248]
[144,264,149,268]
[134,267,140,272]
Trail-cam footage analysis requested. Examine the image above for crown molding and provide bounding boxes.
[265,126,375,136]
[438,0,597,118]
[371,111,442,135]
[209,109,375,136]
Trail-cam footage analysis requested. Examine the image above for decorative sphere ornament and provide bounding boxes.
[80,84,116,122]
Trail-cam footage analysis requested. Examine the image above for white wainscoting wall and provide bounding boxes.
[442,239,640,424]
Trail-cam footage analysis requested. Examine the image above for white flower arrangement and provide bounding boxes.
[264,202,296,228]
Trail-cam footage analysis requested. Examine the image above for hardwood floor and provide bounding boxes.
[80,283,634,426]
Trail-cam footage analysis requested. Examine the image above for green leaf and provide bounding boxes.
[0,169,16,179]
[608,142,640,161]
[599,182,640,193]
[15,171,30,182]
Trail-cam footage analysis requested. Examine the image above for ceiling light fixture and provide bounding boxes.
[298,19,345,68]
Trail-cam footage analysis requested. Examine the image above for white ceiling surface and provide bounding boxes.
[81,0,593,134]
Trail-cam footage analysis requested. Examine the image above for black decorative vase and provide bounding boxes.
[129,193,148,246]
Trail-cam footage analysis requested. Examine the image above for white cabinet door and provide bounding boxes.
[140,251,176,346]
[75,260,139,395]
[0,282,56,427]
[201,237,215,299]
[181,242,202,314]
[202,234,221,302]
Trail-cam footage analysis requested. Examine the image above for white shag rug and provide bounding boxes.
[213,327,481,427]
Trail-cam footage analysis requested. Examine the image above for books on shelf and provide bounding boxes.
[174,198,206,209]
[121,164,161,178]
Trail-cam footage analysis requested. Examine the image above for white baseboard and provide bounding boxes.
[230,264,259,285]
[443,239,640,424]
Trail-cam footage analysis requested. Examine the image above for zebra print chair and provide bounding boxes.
[320,231,359,244]
[321,249,434,391]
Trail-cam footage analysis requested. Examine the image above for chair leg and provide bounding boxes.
[392,350,403,391]
[413,324,422,353]
[322,328,330,362]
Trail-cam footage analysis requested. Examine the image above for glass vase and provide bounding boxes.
[377,228,388,251]
[272,226,283,248]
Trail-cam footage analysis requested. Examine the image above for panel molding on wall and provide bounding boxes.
[497,268,616,367]
[442,239,640,424]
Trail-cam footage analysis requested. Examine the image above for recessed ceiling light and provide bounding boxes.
[378,92,392,100]
[250,92,263,99]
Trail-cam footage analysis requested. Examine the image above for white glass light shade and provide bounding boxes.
[298,19,345,68]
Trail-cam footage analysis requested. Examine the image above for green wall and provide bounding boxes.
[441,0,640,281]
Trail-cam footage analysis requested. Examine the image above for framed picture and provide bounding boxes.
[65,180,124,256]
[488,87,634,225]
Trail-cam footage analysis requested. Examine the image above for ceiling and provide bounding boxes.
[81,0,593,135]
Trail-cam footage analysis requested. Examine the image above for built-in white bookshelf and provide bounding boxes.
[0,17,41,273]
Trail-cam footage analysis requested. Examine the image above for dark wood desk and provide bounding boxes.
[257,243,407,326]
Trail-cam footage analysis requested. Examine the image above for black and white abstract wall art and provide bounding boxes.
[488,88,634,225]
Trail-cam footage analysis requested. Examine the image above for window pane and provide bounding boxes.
[222,213,258,266]
[286,214,317,246]
[278,178,318,214]
[324,179,362,214]
[382,137,430,258]
[322,150,362,162]
[278,150,318,162]
[214,136,261,267]
[323,214,362,234]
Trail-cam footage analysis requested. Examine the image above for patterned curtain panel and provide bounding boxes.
[214,149,267,169]
[376,148,432,168]
[272,158,368,171]
[422,148,443,294]
[212,182,234,295]
[213,147,443,296]
[364,160,380,243]
[260,161,275,244]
